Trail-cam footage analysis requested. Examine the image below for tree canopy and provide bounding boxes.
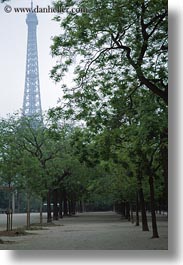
[51,0,168,120]
[0,0,168,239]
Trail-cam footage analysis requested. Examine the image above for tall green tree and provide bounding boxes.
[51,0,168,111]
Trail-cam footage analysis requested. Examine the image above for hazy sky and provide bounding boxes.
[0,0,180,119]
[0,0,66,117]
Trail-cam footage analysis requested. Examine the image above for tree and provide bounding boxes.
[0,115,63,224]
[51,0,168,110]
[0,117,23,230]
[16,154,42,228]
[50,1,168,212]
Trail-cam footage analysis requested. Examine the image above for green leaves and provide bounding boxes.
[51,0,168,109]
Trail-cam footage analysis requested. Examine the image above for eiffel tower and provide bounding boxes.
[22,1,42,122]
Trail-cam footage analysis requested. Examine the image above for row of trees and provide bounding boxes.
[49,0,168,238]
[0,105,167,237]
[0,115,89,227]
[0,0,168,239]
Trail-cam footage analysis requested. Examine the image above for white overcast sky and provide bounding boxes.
[0,0,180,121]
[0,0,68,118]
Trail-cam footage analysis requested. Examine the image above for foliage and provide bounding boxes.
[51,0,168,128]
[48,1,168,214]
[0,1,168,217]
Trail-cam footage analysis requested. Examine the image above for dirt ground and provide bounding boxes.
[0,211,168,250]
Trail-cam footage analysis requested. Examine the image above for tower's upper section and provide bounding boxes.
[26,1,38,26]
[26,12,38,26]
[22,0,42,123]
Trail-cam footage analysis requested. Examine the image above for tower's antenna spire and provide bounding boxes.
[31,0,33,10]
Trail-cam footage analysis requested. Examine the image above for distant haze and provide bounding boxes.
[0,0,66,117]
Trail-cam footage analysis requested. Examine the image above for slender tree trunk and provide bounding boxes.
[149,174,159,238]
[125,202,130,221]
[122,202,125,217]
[27,194,31,229]
[63,190,68,216]
[78,201,82,213]
[136,192,140,226]
[47,190,52,223]
[136,169,149,231]
[58,190,63,218]
[71,200,76,215]
[68,200,72,215]
[17,192,21,213]
[6,212,10,231]
[10,210,13,231]
[12,192,15,214]
[40,198,43,226]
[53,189,59,220]
[6,189,11,231]
[160,128,168,212]
[138,187,149,231]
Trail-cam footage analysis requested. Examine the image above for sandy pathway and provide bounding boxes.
[0,212,168,250]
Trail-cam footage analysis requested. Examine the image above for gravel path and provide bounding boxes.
[0,211,168,250]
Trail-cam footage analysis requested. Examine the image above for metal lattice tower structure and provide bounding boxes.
[22,1,42,121]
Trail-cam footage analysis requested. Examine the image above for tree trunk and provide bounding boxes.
[125,201,130,221]
[136,192,140,226]
[58,190,63,218]
[53,189,59,220]
[160,128,168,212]
[40,198,43,226]
[149,174,159,238]
[27,194,30,229]
[12,192,15,214]
[63,190,68,216]
[138,185,149,231]
[10,210,13,231]
[78,201,82,213]
[47,190,52,223]
[71,200,76,215]
[68,200,72,215]
[122,202,126,217]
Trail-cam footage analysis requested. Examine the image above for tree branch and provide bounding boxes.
[148,11,167,38]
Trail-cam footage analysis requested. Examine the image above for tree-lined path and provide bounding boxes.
[0,0,168,250]
[0,211,167,250]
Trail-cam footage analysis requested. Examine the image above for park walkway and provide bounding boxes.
[0,211,168,250]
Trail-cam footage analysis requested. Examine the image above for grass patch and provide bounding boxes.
[0,228,30,237]
[44,222,64,227]
[26,226,47,231]
[30,222,64,228]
